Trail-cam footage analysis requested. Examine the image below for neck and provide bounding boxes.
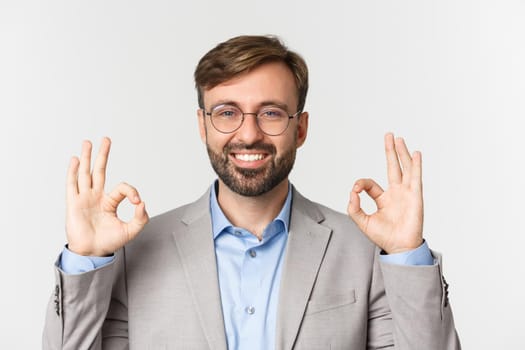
[216,179,289,240]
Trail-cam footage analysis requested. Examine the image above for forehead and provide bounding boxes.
[203,62,298,109]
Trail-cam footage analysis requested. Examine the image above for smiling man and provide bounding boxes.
[43,35,461,349]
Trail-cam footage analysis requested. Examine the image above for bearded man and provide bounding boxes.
[43,35,461,350]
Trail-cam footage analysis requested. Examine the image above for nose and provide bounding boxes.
[235,114,265,144]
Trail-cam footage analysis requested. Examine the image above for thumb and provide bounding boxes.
[126,201,149,240]
[347,190,369,232]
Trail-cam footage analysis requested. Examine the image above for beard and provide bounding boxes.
[206,139,297,197]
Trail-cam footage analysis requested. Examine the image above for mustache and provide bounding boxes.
[224,141,276,154]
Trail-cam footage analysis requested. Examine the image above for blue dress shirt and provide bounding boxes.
[210,183,291,350]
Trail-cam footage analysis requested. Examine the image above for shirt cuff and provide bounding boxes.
[379,240,435,266]
[58,245,115,274]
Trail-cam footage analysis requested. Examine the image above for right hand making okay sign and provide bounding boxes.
[65,137,149,257]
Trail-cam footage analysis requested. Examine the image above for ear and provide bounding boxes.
[197,109,207,143]
[295,111,309,148]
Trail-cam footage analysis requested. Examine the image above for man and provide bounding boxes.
[43,35,460,349]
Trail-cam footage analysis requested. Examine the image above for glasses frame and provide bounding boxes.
[203,104,301,136]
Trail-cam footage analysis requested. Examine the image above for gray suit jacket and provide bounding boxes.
[43,188,460,349]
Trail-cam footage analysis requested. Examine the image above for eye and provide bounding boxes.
[260,108,286,119]
[212,105,240,119]
[220,110,235,117]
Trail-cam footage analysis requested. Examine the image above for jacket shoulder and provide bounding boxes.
[292,188,376,251]
[129,189,210,250]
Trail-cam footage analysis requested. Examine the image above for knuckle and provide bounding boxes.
[119,182,138,196]
[119,181,133,191]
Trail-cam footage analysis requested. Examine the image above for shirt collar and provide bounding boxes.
[209,180,292,240]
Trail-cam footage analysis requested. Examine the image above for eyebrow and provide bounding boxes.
[209,100,291,112]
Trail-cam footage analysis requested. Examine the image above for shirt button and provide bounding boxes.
[245,306,255,315]
[234,230,242,236]
[249,249,257,258]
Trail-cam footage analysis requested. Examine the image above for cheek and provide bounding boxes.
[275,131,298,154]
[206,132,231,151]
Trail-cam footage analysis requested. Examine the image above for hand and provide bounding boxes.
[65,137,149,256]
[347,133,423,254]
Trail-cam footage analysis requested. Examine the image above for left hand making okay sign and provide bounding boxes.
[347,133,424,254]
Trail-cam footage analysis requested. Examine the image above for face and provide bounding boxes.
[198,61,308,197]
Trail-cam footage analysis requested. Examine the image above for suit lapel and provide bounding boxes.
[275,189,332,350]
[173,190,227,350]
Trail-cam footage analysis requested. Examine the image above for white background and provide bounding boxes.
[1,0,524,348]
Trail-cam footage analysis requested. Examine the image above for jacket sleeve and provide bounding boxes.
[42,249,128,350]
[369,248,461,349]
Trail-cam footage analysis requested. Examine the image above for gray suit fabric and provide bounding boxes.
[43,187,460,349]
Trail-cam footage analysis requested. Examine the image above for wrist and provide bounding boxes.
[66,243,112,257]
[382,238,424,255]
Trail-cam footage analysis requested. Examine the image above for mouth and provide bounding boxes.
[234,153,266,161]
[230,152,270,169]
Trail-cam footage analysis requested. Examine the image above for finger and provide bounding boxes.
[108,182,141,209]
[354,178,384,202]
[394,137,413,184]
[126,201,149,239]
[410,150,423,191]
[92,137,111,192]
[347,190,369,232]
[66,156,80,200]
[78,140,93,190]
[385,133,402,185]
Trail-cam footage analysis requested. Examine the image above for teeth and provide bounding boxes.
[235,154,265,161]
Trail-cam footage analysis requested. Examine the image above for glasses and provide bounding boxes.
[203,104,301,136]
